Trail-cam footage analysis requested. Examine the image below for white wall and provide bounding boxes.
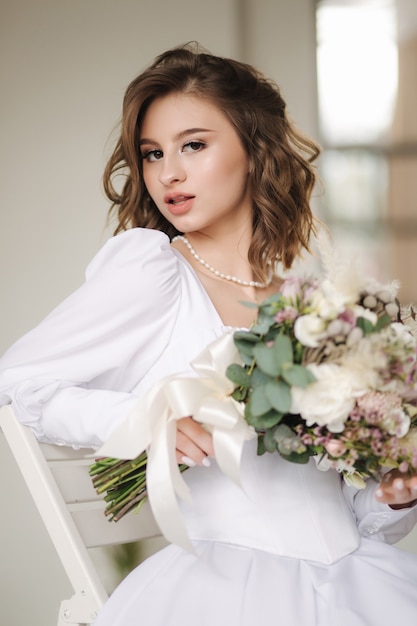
[0,0,240,355]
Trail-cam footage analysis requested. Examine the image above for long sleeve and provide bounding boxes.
[342,478,417,544]
[0,228,181,448]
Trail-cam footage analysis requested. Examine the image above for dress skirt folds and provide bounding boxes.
[93,539,417,626]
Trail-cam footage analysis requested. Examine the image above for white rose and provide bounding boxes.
[294,314,327,347]
[290,363,357,432]
[341,359,379,396]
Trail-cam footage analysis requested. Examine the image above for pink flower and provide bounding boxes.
[274,307,298,324]
[325,439,347,457]
[280,276,304,301]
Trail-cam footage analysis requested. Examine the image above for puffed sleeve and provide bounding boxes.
[342,479,417,544]
[0,228,181,448]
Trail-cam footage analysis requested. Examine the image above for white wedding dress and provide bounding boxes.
[0,229,416,626]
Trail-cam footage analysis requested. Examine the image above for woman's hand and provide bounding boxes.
[375,469,417,509]
[175,417,215,467]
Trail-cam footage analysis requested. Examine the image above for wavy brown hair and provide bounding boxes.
[103,43,320,277]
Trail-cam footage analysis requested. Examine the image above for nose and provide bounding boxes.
[158,154,186,186]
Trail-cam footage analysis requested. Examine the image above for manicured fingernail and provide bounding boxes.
[202,457,211,467]
[394,479,405,491]
[181,456,196,467]
[375,489,384,498]
[411,484,417,492]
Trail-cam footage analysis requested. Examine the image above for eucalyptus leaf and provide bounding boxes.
[251,318,274,334]
[234,331,260,343]
[278,449,311,464]
[281,364,316,388]
[265,380,292,412]
[272,334,293,367]
[263,428,279,453]
[226,364,251,387]
[250,385,273,416]
[253,408,283,429]
[251,368,272,386]
[253,343,282,377]
[261,303,280,317]
[231,387,248,402]
[244,403,282,429]
[240,352,256,366]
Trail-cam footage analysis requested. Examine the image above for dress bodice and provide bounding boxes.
[181,438,360,564]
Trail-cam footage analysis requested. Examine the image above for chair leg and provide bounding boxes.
[57,591,102,625]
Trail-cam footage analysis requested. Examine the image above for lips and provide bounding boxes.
[164,193,195,215]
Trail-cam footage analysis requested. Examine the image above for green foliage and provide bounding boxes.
[226,364,251,387]
[227,306,316,465]
[356,317,375,335]
[265,380,291,412]
[281,364,316,388]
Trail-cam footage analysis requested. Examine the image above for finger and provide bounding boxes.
[175,430,211,466]
[175,417,214,466]
[405,476,417,495]
[376,474,417,506]
[177,417,215,455]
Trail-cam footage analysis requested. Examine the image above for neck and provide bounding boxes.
[188,227,251,268]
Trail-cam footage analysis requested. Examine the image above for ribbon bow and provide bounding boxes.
[98,331,254,552]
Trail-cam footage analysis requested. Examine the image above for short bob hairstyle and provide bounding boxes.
[103,43,320,277]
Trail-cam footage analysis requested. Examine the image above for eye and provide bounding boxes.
[141,149,163,162]
[182,140,206,153]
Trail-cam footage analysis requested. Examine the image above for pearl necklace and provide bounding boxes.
[172,235,272,288]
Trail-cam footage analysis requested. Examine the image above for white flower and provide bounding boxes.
[380,408,410,438]
[342,472,367,489]
[390,322,416,350]
[340,335,386,390]
[294,314,327,347]
[280,276,304,301]
[353,305,378,325]
[310,279,345,319]
[314,455,333,472]
[290,363,362,432]
[341,353,382,393]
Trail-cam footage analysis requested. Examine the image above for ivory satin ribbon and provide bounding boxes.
[98,331,254,552]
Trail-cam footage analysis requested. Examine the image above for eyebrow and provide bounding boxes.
[139,127,214,146]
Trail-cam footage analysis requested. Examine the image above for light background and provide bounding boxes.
[0,1,415,625]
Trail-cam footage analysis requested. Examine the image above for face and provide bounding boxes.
[139,93,253,237]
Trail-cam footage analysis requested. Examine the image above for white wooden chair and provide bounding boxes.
[0,404,160,626]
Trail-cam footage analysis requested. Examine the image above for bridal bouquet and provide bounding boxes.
[226,275,417,488]
[90,248,417,532]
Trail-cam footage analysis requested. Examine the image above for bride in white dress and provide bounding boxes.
[1,44,417,625]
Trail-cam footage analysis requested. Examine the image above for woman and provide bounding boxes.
[1,44,417,625]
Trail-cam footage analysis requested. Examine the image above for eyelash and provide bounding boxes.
[183,140,206,153]
[141,140,206,162]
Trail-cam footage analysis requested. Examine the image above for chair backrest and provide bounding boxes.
[0,404,160,626]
